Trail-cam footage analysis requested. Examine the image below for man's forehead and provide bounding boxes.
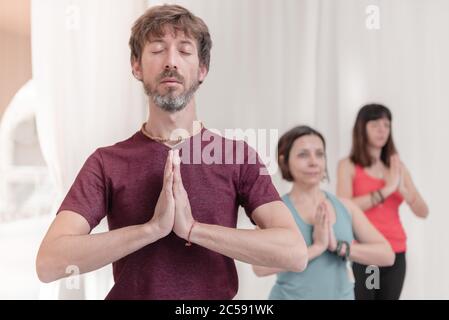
[147,26,195,44]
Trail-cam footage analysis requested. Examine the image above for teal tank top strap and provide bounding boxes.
[281,194,313,245]
[323,191,352,224]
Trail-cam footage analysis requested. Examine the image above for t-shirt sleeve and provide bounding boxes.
[57,150,108,231]
[237,143,281,223]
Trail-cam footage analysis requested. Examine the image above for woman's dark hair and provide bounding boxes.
[350,104,397,168]
[278,125,328,182]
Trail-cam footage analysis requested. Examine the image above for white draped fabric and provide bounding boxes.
[17,0,449,299]
[31,0,148,299]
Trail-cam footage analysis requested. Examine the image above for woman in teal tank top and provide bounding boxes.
[252,126,395,300]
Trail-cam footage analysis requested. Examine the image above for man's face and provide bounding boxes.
[132,26,208,113]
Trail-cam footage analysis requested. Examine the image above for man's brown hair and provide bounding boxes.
[129,4,212,70]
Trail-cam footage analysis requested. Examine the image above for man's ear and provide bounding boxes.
[198,64,208,84]
[131,58,143,81]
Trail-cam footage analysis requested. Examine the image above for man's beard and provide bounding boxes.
[144,69,200,113]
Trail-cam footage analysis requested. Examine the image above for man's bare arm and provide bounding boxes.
[188,201,308,272]
[36,211,164,283]
[36,150,175,283]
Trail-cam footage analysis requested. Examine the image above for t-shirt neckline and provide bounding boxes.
[137,126,207,150]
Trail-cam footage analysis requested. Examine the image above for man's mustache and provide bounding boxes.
[157,70,184,84]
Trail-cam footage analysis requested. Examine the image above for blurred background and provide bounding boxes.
[1,0,448,299]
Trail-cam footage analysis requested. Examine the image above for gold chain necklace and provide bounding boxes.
[141,122,204,143]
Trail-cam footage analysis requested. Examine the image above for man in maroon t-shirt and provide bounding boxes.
[36,4,307,300]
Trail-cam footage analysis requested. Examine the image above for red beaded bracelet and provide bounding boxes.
[185,221,197,247]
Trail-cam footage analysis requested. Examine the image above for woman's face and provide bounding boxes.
[366,117,391,149]
[288,135,326,186]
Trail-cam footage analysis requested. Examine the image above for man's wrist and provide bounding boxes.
[185,220,197,246]
[143,220,166,241]
[185,221,206,246]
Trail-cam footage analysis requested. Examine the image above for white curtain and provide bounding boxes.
[28,0,449,299]
[0,80,56,299]
[31,0,148,299]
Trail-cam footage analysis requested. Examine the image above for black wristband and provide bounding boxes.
[343,241,351,260]
[334,240,350,261]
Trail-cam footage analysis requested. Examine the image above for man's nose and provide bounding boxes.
[164,47,178,70]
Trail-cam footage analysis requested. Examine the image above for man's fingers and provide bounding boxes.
[173,149,184,192]
[163,151,174,195]
[165,172,174,196]
[164,150,173,180]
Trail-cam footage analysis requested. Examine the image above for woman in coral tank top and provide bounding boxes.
[337,104,429,300]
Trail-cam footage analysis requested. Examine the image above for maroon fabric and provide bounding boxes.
[57,127,280,300]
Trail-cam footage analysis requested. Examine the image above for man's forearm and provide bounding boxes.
[189,223,307,272]
[37,222,162,283]
[253,243,323,277]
